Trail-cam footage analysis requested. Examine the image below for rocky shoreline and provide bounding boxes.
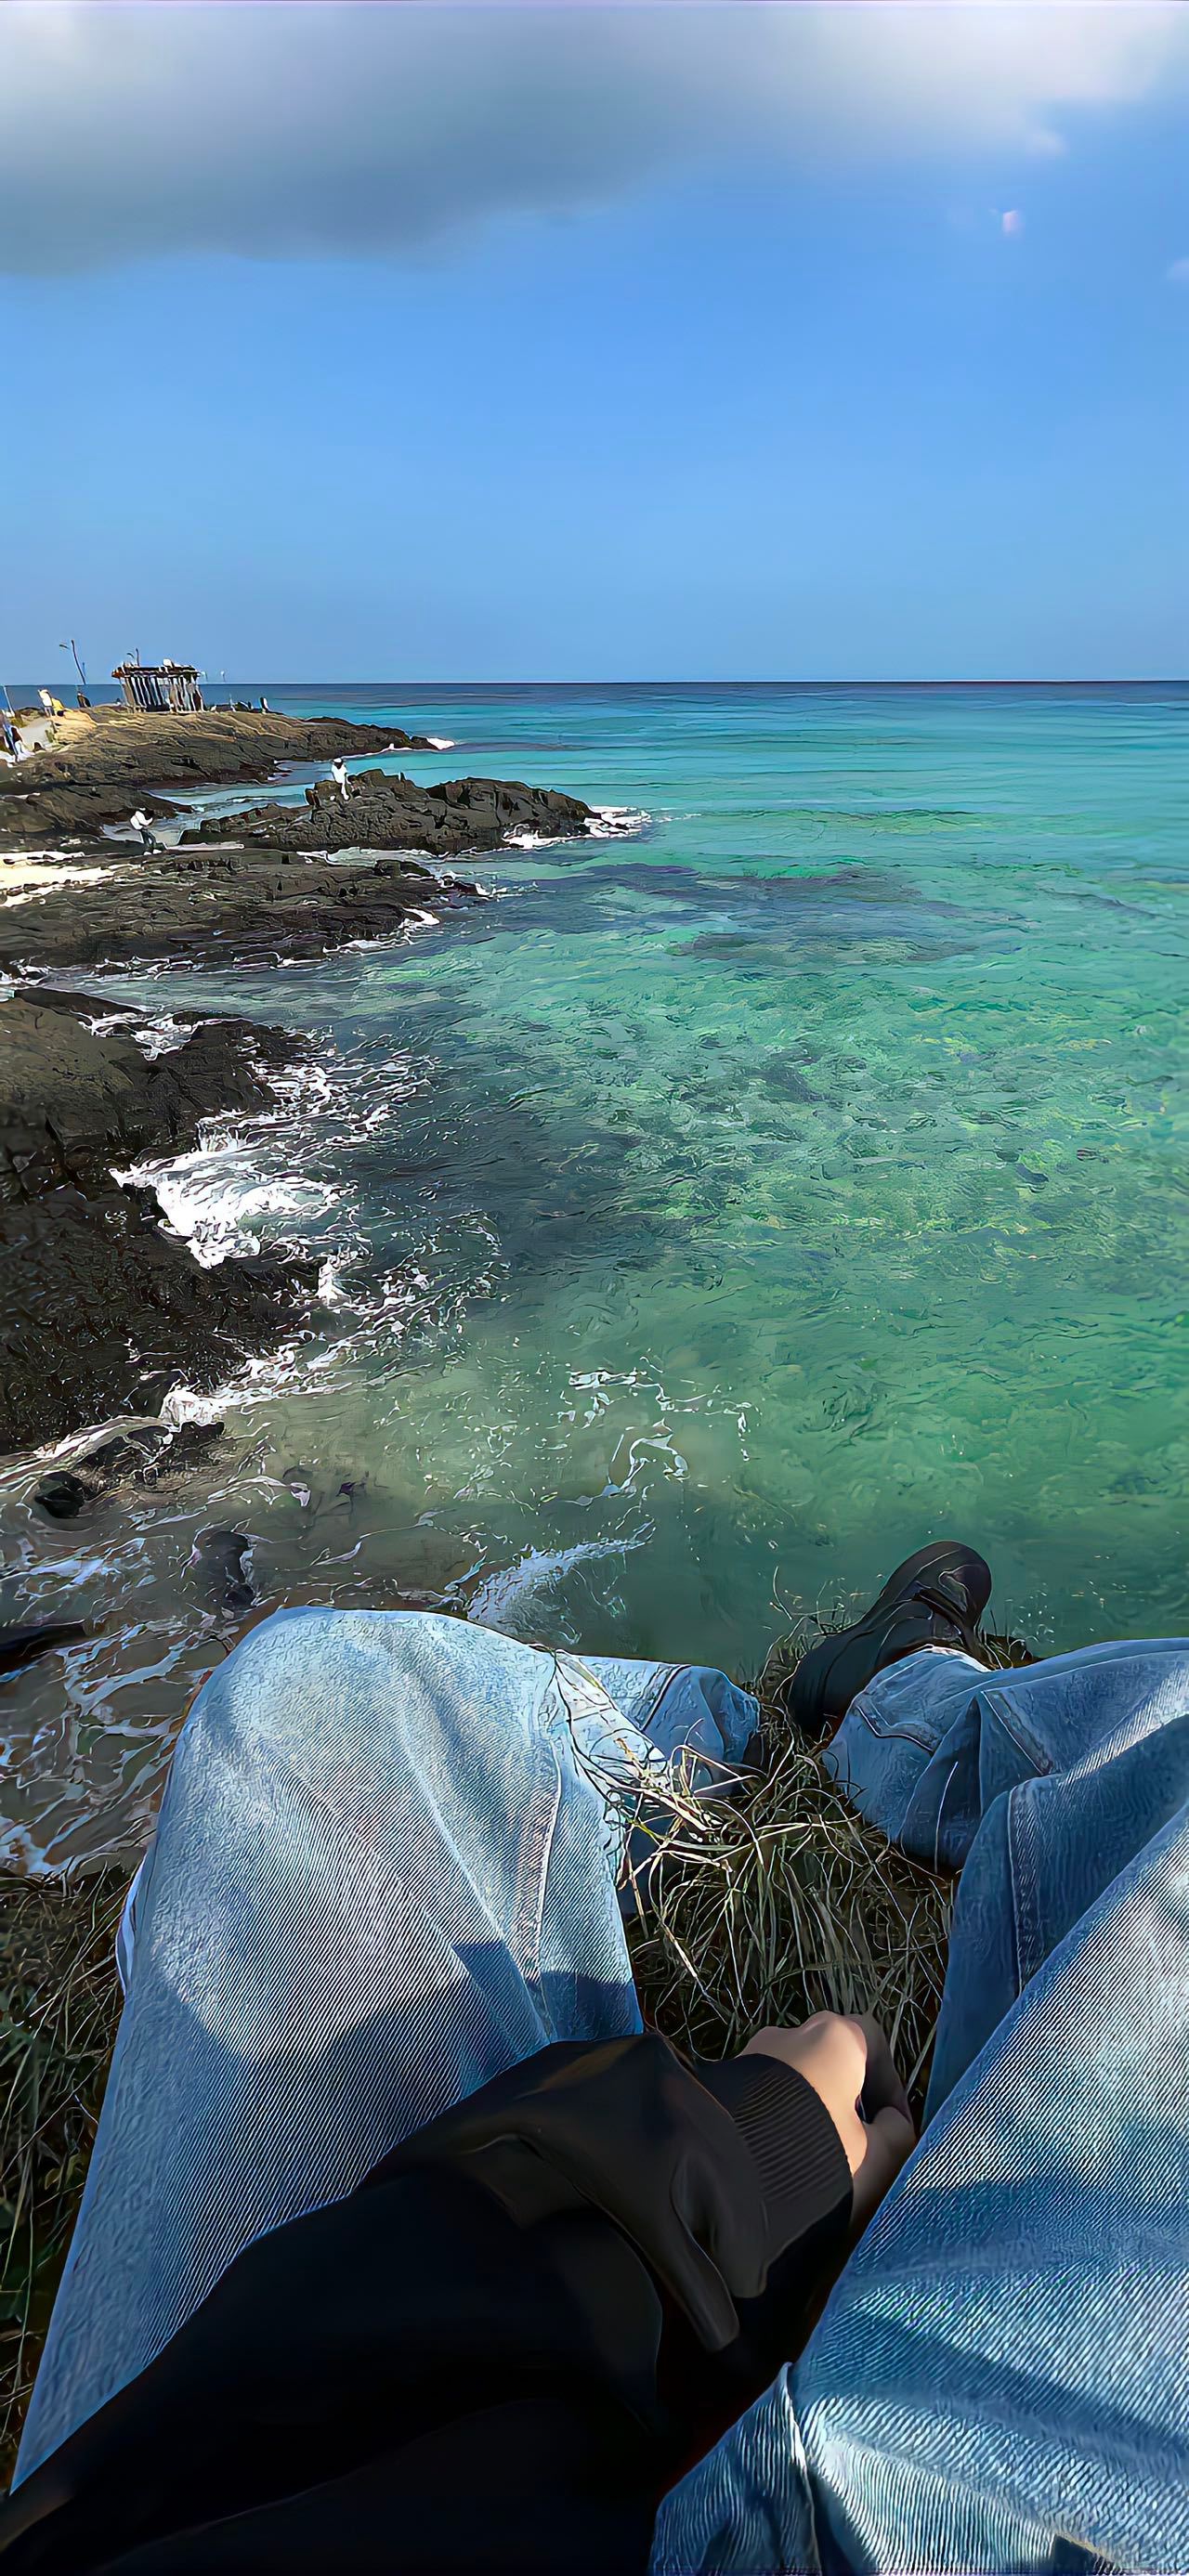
[1,848,479,976]
[184,766,598,857]
[0,986,313,1453]
[0,705,436,851]
[0,705,621,1458]
[0,707,606,977]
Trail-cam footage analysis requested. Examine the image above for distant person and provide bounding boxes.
[259,696,269,712]
[37,689,52,715]
[128,809,160,856]
[331,756,350,801]
[1,717,17,760]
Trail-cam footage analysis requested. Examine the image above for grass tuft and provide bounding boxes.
[624,1623,1028,2114]
[0,1872,124,2481]
[624,1636,951,2116]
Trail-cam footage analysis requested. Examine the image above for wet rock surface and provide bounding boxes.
[0,987,295,1182]
[0,990,312,1455]
[33,1421,225,1519]
[184,768,597,855]
[0,710,613,1461]
[0,706,432,851]
[0,848,476,975]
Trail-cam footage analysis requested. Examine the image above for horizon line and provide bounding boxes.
[11,675,1187,692]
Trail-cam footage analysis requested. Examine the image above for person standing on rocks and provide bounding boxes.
[129,809,160,856]
[331,756,350,801]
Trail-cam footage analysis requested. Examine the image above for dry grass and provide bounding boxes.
[623,1623,1030,2117]
[0,1872,124,2481]
[624,1635,953,2117]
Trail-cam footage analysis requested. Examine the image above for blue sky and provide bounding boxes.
[3,5,1187,681]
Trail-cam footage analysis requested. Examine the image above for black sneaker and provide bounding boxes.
[790,1541,993,1734]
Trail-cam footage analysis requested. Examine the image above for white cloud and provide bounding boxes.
[1000,208,1026,236]
[1169,255,1189,283]
[2,2,1187,276]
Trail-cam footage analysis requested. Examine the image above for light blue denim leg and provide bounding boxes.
[656,1793,1189,2575]
[583,1658,759,1770]
[827,1639,1189,2112]
[802,1790,1189,2575]
[827,1638,1189,1871]
[930,1695,1189,2113]
[655,1639,1189,2575]
[19,1611,754,2479]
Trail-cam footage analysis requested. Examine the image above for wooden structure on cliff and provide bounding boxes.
[112,657,204,715]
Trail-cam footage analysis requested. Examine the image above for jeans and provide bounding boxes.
[16,1610,755,2480]
[654,1638,1189,2575]
[19,1618,1189,2573]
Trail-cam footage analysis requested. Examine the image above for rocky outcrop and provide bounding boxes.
[183,769,598,856]
[0,708,433,851]
[0,781,181,843]
[33,1421,226,1520]
[0,989,312,1453]
[0,988,295,1186]
[0,850,475,977]
[0,716,620,1455]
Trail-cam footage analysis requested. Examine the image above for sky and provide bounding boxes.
[3,2,1187,683]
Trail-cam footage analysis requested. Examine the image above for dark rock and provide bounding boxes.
[0,707,435,852]
[0,991,312,1455]
[0,991,296,1196]
[33,1420,226,1516]
[184,770,599,859]
[34,1474,92,1522]
[0,1620,87,1679]
[144,1422,226,1480]
[0,714,616,981]
[189,1527,255,1610]
[0,852,482,977]
[0,1179,311,1455]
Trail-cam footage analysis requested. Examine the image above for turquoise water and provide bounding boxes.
[4,683,1186,1865]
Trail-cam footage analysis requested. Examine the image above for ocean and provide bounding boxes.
[4,681,1186,1867]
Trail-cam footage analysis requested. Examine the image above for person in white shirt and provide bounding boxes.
[129,809,160,854]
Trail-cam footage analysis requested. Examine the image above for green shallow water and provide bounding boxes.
[3,683,1186,1864]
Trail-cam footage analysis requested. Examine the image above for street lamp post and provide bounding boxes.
[59,639,90,709]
